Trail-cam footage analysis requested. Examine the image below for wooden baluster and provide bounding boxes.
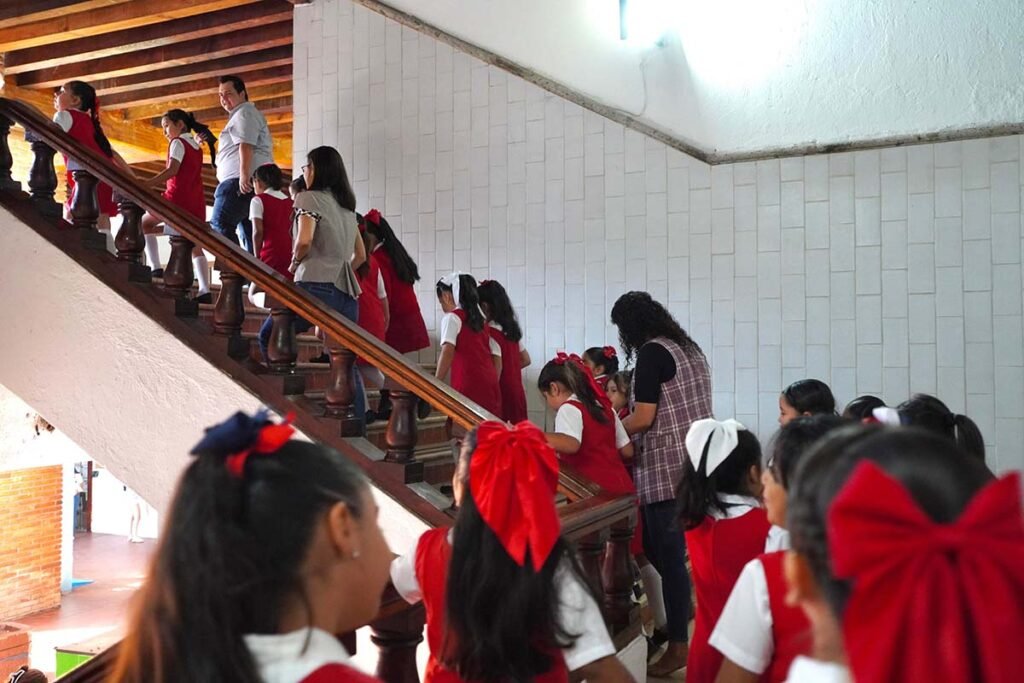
[213,263,249,358]
[325,344,361,435]
[114,196,150,281]
[70,169,105,249]
[577,529,609,600]
[370,604,425,683]
[600,510,638,630]
[266,300,298,372]
[163,235,195,297]
[26,134,60,216]
[385,389,419,463]
[0,115,20,192]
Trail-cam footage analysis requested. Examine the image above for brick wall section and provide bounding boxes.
[0,466,63,622]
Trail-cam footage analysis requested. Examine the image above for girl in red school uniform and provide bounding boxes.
[678,418,771,683]
[140,109,216,301]
[353,213,389,421]
[52,80,133,233]
[390,421,633,683]
[435,272,503,419]
[250,163,294,280]
[477,279,531,424]
[109,410,392,683]
[605,370,632,421]
[538,353,635,498]
[784,424,1018,683]
[583,346,620,394]
[709,415,844,683]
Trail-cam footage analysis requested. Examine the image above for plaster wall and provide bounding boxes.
[364,0,1024,157]
[0,206,428,548]
[295,0,1024,473]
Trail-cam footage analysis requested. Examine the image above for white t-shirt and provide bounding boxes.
[554,395,630,449]
[710,494,762,520]
[53,110,74,133]
[709,557,774,674]
[245,627,358,683]
[440,310,501,356]
[489,321,527,352]
[249,188,289,221]
[168,133,201,162]
[785,656,852,683]
[390,535,616,672]
[765,525,790,553]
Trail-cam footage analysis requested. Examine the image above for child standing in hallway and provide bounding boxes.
[478,279,530,424]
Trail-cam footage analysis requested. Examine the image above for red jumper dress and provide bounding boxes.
[375,247,430,353]
[685,507,771,683]
[414,528,569,683]
[254,191,294,278]
[759,551,812,683]
[488,324,529,424]
[61,110,117,216]
[356,254,388,366]
[163,136,206,220]
[448,309,502,417]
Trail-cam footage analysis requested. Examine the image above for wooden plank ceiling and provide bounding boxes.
[1,0,296,202]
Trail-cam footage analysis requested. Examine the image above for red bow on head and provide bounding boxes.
[225,413,296,478]
[553,352,614,413]
[364,208,382,226]
[602,346,617,359]
[469,420,561,571]
[827,461,1024,683]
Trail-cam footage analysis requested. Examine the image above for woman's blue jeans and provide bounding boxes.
[258,281,365,422]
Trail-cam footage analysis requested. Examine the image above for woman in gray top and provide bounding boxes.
[289,146,368,421]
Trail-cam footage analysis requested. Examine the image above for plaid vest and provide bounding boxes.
[631,337,713,504]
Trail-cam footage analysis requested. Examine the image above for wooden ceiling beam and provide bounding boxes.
[13,21,292,88]
[102,65,293,110]
[0,0,263,53]
[187,96,293,124]
[3,4,293,71]
[83,47,292,97]
[0,1,132,30]
[120,82,293,121]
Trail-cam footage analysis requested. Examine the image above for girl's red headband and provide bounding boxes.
[602,346,616,359]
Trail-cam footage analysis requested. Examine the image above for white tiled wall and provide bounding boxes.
[294,1,1024,473]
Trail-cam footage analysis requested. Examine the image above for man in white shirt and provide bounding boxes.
[205,75,273,254]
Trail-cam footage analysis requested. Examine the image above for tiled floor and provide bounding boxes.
[18,533,154,678]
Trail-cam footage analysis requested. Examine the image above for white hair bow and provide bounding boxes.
[685,418,748,475]
[871,407,903,426]
[439,271,467,307]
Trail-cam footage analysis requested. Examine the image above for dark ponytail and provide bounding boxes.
[110,415,369,683]
[537,359,608,423]
[897,394,987,463]
[66,80,113,158]
[364,214,420,284]
[676,429,762,530]
[164,108,217,169]
[436,274,485,332]
[477,280,522,342]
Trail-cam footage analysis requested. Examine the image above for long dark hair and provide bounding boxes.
[537,359,608,423]
[767,414,847,489]
[897,394,986,462]
[307,146,357,212]
[436,274,485,332]
[477,280,522,342]
[842,394,886,421]
[583,347,619,375]
[65,80,113,158]
[363,213,420,284]
[610,291,702,363]
[163,108,216,168]
[788,424,993,619]
[677,428,762,530]
[444,427,589,682]
[252,163,286,192]
[110,423,369,683]
[781,379,836,416]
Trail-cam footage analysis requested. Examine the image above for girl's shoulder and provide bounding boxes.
[302,664,382,683]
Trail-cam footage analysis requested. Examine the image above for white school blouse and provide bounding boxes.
[439,310,502,356]
[249,188,290,221]
[554,395,630,449]
[785,656,852,683]
[245,627,362,683]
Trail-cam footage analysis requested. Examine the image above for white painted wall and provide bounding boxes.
[0,208,429,549]
[358,0,1024,156]
[295,0,1024,473]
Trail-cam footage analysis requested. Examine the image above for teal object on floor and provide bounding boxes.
[71,578,94,588]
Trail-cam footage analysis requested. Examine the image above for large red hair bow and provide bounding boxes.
[602,346,616,359]
[469,420,561,571]
[827,461,1024,683]
[364,208,382,226]
[553,352,613,413]
[224,413,296,478]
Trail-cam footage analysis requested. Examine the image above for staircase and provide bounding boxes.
[0,97,642,682]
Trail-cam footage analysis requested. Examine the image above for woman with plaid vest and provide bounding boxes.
[611,291,713,678]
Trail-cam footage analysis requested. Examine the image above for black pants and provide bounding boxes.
[642,498,691,642]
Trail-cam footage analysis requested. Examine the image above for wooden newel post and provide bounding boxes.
[384,390,419,463]
[600,510,637,630]
[26,133,60,216]
[370,604,425,683]
[325,344,361,435]
[115,196,145,263]
[0,115,20,192]
[577,529,609,599]
[266,299,298,372]
[163,235,195,297]
[213,266,245,335]
[70,169,104,248]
